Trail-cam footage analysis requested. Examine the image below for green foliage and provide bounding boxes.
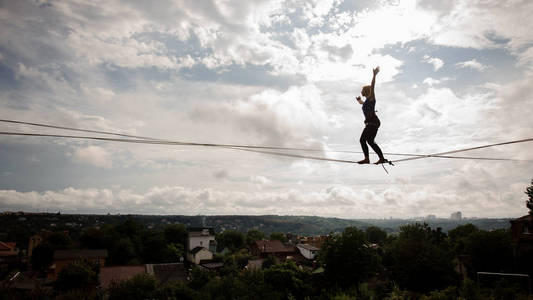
[163,223,187,245]
[386,223,455,292]
[365,226,388,245]
[526,178,533,214]
[166,242,185,260]
[382,284,411,300]
[319,227,380,288]
[47,232,72,249]
[54,261,98,292]
[331,293,357,300]
[141,231,176,263]
[31,243,54,271]
[448,223,480,256]
[55,288,103,300]
[80,227,105,249]
[107,273,158,300]
[216,230,246,253]
[464,229,513,274]
[264,261,312,299]
[420,286,457,300]
[246,229,265,245]
[262,254,277,269]
[269,232,288,243]
[112,237,137,265]
[156,282,199,300]
[189,266,213,290]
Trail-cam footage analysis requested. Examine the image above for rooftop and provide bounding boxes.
[99,266,145,288]
[255,240,294,253]
[146,263,187,284]
[297,243,319,251]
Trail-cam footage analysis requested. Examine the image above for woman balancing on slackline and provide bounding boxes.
[355,66,389,165]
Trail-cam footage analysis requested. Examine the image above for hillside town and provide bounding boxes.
[1,204,532,299]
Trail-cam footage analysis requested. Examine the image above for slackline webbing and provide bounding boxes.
[1,119,532,164]
[1,131,532,164]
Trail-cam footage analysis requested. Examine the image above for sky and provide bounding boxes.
[1,0,532,219]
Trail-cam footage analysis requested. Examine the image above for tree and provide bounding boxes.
[107,274,157,300]
[54,261,98,292]
[448,223,479,255]
[463,229,513,274]
[31,243,54,271]
[246,229,265,246]
[526,178,533,215]
[264,261,312,298]
[261,255,277,269]
[80,227,105,249]
[47,232,72,249]
[142,231,175,263]
[319,227,379,288]
[216,230,245,252]
[387,223,455,292]
[269,232,287,243]
[365,226,387,245]
[163,224,187,246]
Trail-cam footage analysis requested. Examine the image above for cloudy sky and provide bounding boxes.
[1,0,532,219]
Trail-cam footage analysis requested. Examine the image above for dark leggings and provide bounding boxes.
[360,125,384,159]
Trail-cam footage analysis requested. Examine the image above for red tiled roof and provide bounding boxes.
[0,241,16,251]
[99,266,145,288]
[254,240,294,253]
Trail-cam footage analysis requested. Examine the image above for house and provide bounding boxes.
[188,246,213,265]
[28,234,43,258]
[510,214,533,243]
[187,227,216,264]
[0,241,19,257]
[510,214,533,274]
[296,235,327,250]
[99,266,146,289]
[0,241,19,272]
[296,243,319,260]
[252,240,295,260]
[52,249,108,278]
[200,261,224,271]
[146,263,187,284]
[9,271,54,292]
[187,227,216,252]
[246,259,264,270]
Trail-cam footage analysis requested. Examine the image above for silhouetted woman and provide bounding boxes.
[355,66,388,164]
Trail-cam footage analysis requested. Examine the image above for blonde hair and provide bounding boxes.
[361,85,371,97]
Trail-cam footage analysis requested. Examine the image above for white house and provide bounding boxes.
[296,243,319,260]
[187,227,216,252]
[187,247,213,265]
[187,227,216,264]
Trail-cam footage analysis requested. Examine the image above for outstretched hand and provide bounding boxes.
[373,66,380,75]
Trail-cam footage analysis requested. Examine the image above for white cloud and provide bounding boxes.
[422,55,444,71]
[422,77,441,86]
[1,0,533,219]
[190,84,330,147]
[250,175,273,189]
[455,59,488,71]
[0,179,528,218]
[73,146,112,168]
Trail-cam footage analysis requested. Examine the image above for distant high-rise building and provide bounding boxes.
[451,211,462,220]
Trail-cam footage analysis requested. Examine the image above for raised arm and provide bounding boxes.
[369,66,380,99]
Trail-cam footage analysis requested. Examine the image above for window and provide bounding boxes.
[523,224,530,234]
